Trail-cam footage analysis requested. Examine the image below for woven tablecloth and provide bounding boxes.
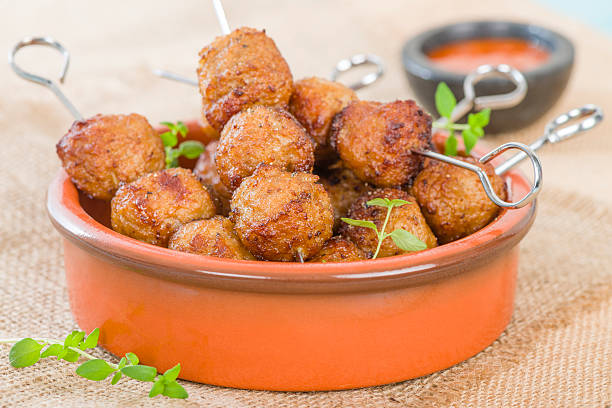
[0,1,610,406]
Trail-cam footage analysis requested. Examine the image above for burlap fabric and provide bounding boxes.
[1,1,610,406]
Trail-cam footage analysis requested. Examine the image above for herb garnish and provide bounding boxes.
[432,82,491,156]
[160,121,205,168]
[1,328,188,399]
[341,198,427,259]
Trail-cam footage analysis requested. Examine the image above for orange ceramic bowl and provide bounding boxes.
[46,121,536,391]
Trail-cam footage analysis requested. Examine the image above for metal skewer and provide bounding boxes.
[9,36,82,120]
[153,0,385,91]
[212,0,231,35]
[415,104,604,209]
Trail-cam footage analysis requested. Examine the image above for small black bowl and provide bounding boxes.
[402,21,574,133]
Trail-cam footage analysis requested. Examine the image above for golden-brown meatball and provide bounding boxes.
[329,100,432,187]
[197,27,293,132]
[230,164,334,261]
[289,77,357,162]
[308,236,365,263]
[411,157,507,244]
[111,168,216,246]
[193,140,231,216]
[56,113,165,200]
[340,188,437,258]
[215,106,315,191]
[318,161,371,231]
[168,216,254,260]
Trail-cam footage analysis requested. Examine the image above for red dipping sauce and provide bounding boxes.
[427,38,550,73]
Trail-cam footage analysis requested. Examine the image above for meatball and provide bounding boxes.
[111,168,216,246]
[215,106,315,191]
[197,27,293,132]
[411,157,507,244]
[329,100,432,187]
[193,140,231,216]
[289,77,357,162]
[56,113,165,200]
[340,188,437,258]
[318,160,371,231]
[308,236,365,263]
[168,216,254,260]
[230,164,334,261]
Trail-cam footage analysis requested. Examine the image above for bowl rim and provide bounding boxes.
[402,20,575,82]
[47,141,536,294]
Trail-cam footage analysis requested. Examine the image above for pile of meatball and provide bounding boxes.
[55,27,507,263]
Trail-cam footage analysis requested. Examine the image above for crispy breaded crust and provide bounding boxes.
[341,188,437,258]
[168,216,254,260]
[215,106,315,191]
[193,140,232,216]
[318,160,371,231]
[308,236,365,263]
[411,157,507,244]
[56,113,164,200]
[111,168,216,247]
[330,100,432,187]
[289,77,357,161]
[197,27,293,132]
[230,164,333,261]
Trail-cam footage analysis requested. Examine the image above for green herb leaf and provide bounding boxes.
[163,364,181,383]
[159,131,178,148]
[435,82,456,119]
[126,352,139,365]
[389,199,410,208]
[366,198,391,208]
[176,121,188,138]
[178,141,205,159]
[57,348,67,360]
[162,381,188,399]
[468,108,491,128]
[118,357,127,370]
[121,365,157,382]
[76,359,116,381]
[41,343,63,358]
[341,218,378,231]
[9,338,43,368]
[462,128,479,155]
[111,371,122,385]
[160,121,176,129]
[64,330,85,348]
[149,378,165,398]
[444,133,458,156]
[81,328,99,350]
[62,349,80,362]
[390,229,428,252]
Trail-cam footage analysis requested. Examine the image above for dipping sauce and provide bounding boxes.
[427,38,550,73]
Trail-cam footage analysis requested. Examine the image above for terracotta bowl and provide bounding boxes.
[46,121,536,391]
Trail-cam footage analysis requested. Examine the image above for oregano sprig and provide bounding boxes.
[1,328,187,400]
[159,121,205,168]
[432,82,491,156]
[341,198,427,259]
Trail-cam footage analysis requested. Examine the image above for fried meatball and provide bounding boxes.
[197,27,293,132]
[168,216,254,260]
[308,236,365,263]
[230,164,334,261]
[318,161,371,231]
[289,77,357,162]
[330,100,432,187]
[341,188,437,258]
[193,140,231,216]
[412,157,507,244]
[215,106,315,191]
[56,113,165,200]
[111,168,216,246]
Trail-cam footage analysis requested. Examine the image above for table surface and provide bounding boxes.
[0,1,610,407]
